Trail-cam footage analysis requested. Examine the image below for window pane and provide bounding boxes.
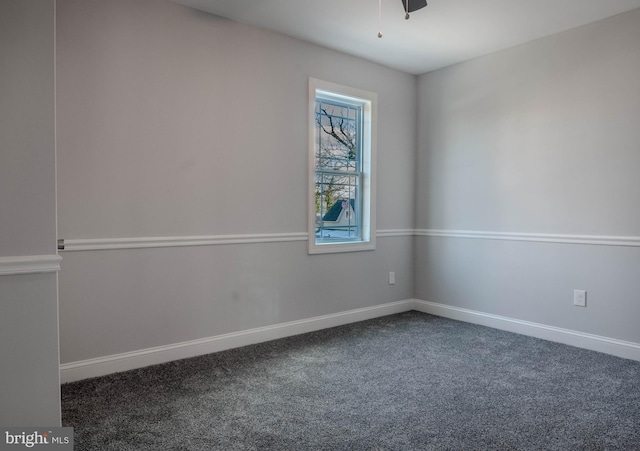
[315,100,360,173]
[315,173,360,241]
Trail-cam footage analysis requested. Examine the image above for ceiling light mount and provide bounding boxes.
[401,0,428,15]
[378,0,428,37]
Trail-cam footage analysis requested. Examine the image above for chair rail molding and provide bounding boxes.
[0,255,62,276]
[60,233,309,251]
[59,230,415,252]
[415,229,640,247]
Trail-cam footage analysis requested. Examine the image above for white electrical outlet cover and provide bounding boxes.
[574,289,587,307]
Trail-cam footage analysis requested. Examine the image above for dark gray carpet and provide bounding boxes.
[62,311,640,450]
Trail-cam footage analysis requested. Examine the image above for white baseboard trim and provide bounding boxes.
[59,299,414,383]
[60,298,640,383]
[413,299,640,362]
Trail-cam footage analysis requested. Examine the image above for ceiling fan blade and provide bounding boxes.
[401,0,428,13]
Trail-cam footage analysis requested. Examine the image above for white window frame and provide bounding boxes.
[308,78,377,254]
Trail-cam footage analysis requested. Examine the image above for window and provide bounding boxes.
[308,78,376,254]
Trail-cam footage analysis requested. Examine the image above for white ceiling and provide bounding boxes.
[172,0,640,75]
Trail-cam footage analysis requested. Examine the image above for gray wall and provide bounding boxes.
[56,0,416,363]
[0,0,60,426]
[56,0,640,368]
[415,9,640,343]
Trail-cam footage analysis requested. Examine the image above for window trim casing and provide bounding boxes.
[308,78,377,254]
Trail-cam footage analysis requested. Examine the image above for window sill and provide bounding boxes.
[308,239,376,255]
